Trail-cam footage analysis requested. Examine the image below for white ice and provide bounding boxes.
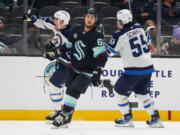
[0,121,180,135]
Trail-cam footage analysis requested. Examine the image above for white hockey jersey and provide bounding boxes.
[32,16,73,60]
[107,23,154,75]
[33,16,68,45]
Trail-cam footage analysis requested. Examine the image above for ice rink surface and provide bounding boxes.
[0,121,180,135]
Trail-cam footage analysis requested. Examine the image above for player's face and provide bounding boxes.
[54,17,64,29]
[116,20,123,30]
[54,17,59,29]
[84,14,96,28]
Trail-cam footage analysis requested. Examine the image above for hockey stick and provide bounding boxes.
[24,0,36,22]
[27,0,36,14]
[34,44,114,95]
[57,57,114,95]
[97,24,118,56]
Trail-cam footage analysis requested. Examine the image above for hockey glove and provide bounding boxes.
[92,67,114,95]
[92,67,102,87]
[44,49,61,61]
[43,46,61,61]
[101,79,114,95]
[23,14,37,22]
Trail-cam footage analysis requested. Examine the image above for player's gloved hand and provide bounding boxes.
[101,79,114,95]
[23,14,37,22]
[43,42,61,61]
[92,67,102,87]
[43,48,61,61]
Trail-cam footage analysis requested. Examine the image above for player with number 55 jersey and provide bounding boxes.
[107,15,153,73]
[107,9,163,128]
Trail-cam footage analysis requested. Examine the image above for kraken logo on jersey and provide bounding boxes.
[73,40,86,61]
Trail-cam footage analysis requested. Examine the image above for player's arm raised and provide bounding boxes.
[23,14,54,30]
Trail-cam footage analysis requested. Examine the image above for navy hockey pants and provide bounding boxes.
[114,73,152,97]
[49,63,68,88]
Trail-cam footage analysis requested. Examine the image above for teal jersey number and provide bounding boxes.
[97,38,103,46]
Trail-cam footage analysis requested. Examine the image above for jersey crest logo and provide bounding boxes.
[73,40,86,61]
[52,34,62,47]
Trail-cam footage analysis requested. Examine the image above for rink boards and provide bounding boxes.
[0,57,180,121]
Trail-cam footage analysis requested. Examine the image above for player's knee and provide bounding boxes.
[114,91,129,105]
[114,81,125,95]
[67,80,89,97]
[114,85,126,96]
[66,88,81,99]
[136,93,151,101]
[136,94,154,109]
[49,78,64,88]
[49,83,64,103]
[48,83,63,93]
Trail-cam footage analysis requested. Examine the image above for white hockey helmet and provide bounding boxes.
[54,10,70,25]
[117,9,133,25]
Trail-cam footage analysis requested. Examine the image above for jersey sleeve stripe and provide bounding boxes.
[92,46,106,58]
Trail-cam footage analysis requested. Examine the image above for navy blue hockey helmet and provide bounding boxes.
[84,8,98,21]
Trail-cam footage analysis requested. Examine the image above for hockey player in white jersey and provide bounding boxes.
[107,9,164,128]
[23,10,72,123]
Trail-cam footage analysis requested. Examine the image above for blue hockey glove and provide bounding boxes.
[23,14,37,22]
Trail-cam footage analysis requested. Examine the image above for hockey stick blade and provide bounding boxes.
[27,0,36,14]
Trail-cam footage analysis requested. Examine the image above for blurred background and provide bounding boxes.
[0,0,179,57]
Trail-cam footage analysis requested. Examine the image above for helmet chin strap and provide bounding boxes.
[57,19,63,29]
[117,20,123,26]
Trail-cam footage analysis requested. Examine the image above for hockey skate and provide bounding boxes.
[146,110,164,128]
[46,110,61,124]
[51,110,73,129]
[115,112,134,128]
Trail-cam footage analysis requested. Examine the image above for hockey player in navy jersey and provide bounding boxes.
[23,10,73,123]
[50,8,107,128]
[107,9,164,128]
